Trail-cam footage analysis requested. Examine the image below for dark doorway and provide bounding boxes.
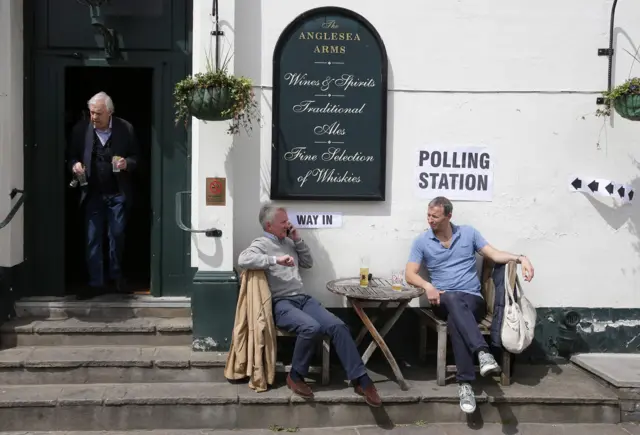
[64,67,153,295]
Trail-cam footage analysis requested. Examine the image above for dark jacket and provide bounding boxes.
[67,116,140,205]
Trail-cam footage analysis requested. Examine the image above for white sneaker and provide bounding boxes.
[479,351,501,377]
[458,383,476,414]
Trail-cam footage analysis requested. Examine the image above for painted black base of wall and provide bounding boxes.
[0,263,22,330]
[276,306,640,369]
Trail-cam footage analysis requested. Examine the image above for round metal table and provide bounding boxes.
[327,277,424,391]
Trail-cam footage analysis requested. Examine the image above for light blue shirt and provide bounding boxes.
[94,117,113,146]
[408,224,488,295]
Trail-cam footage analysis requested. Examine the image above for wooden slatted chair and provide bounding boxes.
[417,258,514,386]
[276,329,331,386]
[236,270,331,386]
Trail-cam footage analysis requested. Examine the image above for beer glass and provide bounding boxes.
[391,269,404,291]
[359,256,370,287]
[112,156,122,172]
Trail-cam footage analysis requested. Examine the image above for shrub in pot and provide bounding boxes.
[173,55,260,135]
[597,77,640,121]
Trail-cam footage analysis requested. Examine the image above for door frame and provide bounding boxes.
[24,52,190,297]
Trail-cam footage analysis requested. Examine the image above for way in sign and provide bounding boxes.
[289,211,343,229]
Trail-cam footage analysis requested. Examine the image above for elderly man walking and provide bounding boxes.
[238,203,382,407]
[67,92,140,299]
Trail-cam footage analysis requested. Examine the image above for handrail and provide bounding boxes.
[0,189,25,230]
[174,191,222,238]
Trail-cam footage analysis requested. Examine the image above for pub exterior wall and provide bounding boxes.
[229,0,640,309]
[0,0,24,268]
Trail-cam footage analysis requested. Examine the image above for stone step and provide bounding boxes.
[15,295,191,319]
[0,370,622,431]
[0,424,635,435]
[0,345,329,385]
[0,317,192,348]
[0,345,227,384]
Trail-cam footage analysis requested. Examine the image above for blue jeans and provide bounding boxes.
[273,294,366,381]
[434,291,487,382]
[84,193,127,287]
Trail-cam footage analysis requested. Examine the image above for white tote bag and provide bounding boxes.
[501,263,536,354]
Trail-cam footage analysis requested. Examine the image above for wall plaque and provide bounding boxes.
[206,177,226,206]
[271,7,388,201]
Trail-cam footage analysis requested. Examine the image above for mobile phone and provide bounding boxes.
[286,227,291,236]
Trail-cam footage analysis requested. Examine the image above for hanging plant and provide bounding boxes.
[596,77,640,120]
[173,51,260,135]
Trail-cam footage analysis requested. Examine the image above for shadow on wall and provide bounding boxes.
[585,157,640,273]
[227,0,262,267]
[520,157,640,362]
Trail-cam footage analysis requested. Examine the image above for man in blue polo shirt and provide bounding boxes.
[405,196,535,414]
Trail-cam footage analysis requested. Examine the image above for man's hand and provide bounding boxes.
[287,223,301,242]
[426,286,444,306]
[72,162,84,175]
[116,158,127,170]
[276,255,295,267]
[520,256,535,282]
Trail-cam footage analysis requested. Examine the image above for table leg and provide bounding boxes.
[351,299,410,391]
[354,301,389,346]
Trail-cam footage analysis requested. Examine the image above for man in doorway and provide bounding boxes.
[405,196,535,414]
[238,204,382,407]
[68,92,139,299]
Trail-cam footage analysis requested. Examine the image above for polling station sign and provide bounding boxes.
[414,145,494,202]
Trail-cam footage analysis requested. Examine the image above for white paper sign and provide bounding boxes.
[288,211,343,229]
[414,145,494,202]
[568,176,634,204]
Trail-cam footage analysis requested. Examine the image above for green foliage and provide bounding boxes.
[596,77,640,117]
[173,49,260,135]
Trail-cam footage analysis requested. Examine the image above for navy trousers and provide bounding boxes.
[84,193,127,287]
[273,294,366,381]
[434,291,487,382]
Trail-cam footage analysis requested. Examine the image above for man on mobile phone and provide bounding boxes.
[405,196,535,414]
[238,203,382,407]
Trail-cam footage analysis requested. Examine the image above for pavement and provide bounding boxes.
[2,423,639,434]
[572,353,640,388]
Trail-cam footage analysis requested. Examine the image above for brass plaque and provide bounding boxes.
[206,177,226,206]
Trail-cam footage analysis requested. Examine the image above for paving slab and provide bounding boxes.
[0,318,193,347]
[0,424,632,434]
[571,353,640,388]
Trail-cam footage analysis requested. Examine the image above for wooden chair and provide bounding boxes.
[276,328,331,386]
[237,269,331,386]
[417,258,514,386]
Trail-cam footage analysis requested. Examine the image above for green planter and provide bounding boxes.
[188,86,234,121]
[613,94,640,121]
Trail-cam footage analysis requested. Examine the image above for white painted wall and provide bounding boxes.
[0,0,24,268]
[190,0,236,272]
[218,0,640,308]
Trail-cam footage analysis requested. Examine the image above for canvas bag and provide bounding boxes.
[501,262,536,354]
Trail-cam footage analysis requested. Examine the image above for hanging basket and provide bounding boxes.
[188,86,234,121]
[613,94,640,121]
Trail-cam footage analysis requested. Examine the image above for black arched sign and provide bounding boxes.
[270,7,388,201]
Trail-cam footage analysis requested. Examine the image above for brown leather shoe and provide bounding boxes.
[286,374,314,399]
[355,384,382,407]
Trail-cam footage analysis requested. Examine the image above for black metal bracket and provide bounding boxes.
[597,0,619,105]
[1,189,25,231]
[9,189,23,200]
[598,48,614,57]
[174,191,223,238]
[83,4,120,59]
[211,0,224,70]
